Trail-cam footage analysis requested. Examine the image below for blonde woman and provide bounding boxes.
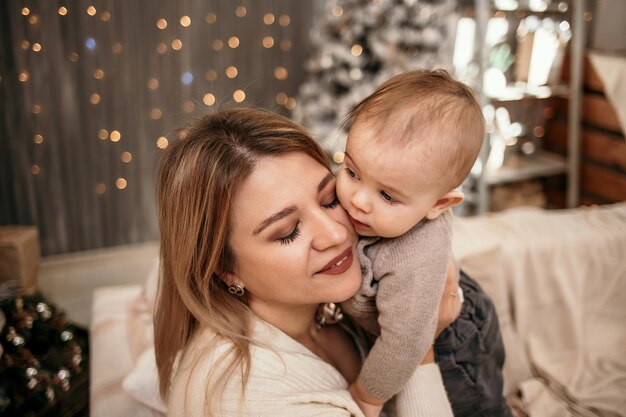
[155,108,460,416]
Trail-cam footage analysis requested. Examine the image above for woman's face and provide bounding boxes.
[228,152,361,313]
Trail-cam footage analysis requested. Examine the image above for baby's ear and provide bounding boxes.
[425,190,465,220]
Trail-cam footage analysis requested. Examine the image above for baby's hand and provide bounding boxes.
[348,379,384,417]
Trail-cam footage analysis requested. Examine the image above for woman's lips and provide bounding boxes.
[317,247,354,275]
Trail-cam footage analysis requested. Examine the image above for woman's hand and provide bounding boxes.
[421,258,462,364]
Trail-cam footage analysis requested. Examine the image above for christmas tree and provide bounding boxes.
[293,0,458,159]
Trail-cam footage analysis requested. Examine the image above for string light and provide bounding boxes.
[116,178,127,190]
[70,52,79,62]
[112,42,122,53]
[178,131,188,140]
[351,44,363,56]
[28,15,39,25]
[21,40,30,50]
[85,38,97,50]
[87,6,96,16]
[211,40,224,51]
[226,66,238,78]
[533,126,545,137]
[110,130,121,142]
[18,71,29,82]
[156,43,167,54]
[98,129,109,140]
[21,7,30,16]
[203,93,216,106]
[228,36,240,48]
[543,107,555,119]
[34,134,44,144]
[156,136,169,149]
[31,165,41,175]
[285,97,297,110]
[90,93,101,104]
[183,101,195,113]
[171,39,183,50]
[332,6,344,17]
[181,72,193,84]
[235,6,247,17]
[233,90,246,102]
[148,78,159,89]
[279,15,290,26]
[150,108,162,119]
[280,40,292,51]
[274,67,288,80]
[262,36,274,48]
[32,105,41,114]
[93,69,104,79]
[275,92,288,105]
[101,11,111,22]
[206,13,217,24]
[32,43,42,52]
[584,11,593,22]
[180,16,191,27]
[121,152,133,163]
[263,13,275,25]
[95,183,106,195]
[206,69,218,81]
[156,18,167,29]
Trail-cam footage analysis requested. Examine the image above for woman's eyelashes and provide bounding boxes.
[322,195,340,209]
[278,223,301,245]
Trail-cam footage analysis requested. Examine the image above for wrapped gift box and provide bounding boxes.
[0,226,40,293]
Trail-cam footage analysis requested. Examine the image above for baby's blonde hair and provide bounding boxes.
[345,69,485,193]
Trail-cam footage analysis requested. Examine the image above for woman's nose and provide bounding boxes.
[350,189,371,214]
[311,211,349,251]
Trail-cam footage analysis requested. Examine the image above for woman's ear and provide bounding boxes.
[425,190,465,220]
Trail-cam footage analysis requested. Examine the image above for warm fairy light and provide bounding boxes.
[351,44,363,56]
[98,129,108,140]
[115,178,127,190]
[275,92,288,105]
[31,165,40,175]
[156,136,169,149]
[262,36,274,48]
[87,6,96,16]
[279,15,290,26]
[95,183,106,194]
[93,68,104,79]
[178,131,188,140]
[21,40,30,50]
[183,101,195,113]
[533,126,545,137]
[333,151,345,164]
[28,15,39,25]
[110,130,121,142]
[90,93,101,104]
[495,11,505,18]
[584,12,593,22]
[285,97,296,110]
[150,108,162,119]
[70,52,79,62]
[235,6,247,17]
[206,69,217,81]
[112,43,123,53]
[32,43,42,52]
[21,7,30,16]
[156,43,167,54]
[203,93,216,106]
[226,66,238,78]
[32,105,41,114]
[233,90,246,102]
[228,36,240,48]
[180,16,191,27]
[543,107,555,119]
[148,78,159,89]
[18,71,29,82]
[34,134,44,144]
[157,19,167,29]
[171,39,183,50]
[332,6,344,17]
[280,39,292,51]
[121,152,133,163]
[274,67,288,80]
[211,39,224,51]
[206,13,217,24]
[263,13,275,25]
[101,11,111,22]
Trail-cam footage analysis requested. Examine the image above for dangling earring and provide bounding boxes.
[228,283,245,297]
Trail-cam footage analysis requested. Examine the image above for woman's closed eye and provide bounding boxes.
[278,223,301,245]
[322,195,340,209]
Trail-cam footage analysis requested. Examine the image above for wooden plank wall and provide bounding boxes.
[544,55,626,206]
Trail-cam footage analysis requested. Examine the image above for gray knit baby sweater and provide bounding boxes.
[341,210,452,401]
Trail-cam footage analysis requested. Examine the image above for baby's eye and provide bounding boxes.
[380,191,396,204]
[345,167,358,179]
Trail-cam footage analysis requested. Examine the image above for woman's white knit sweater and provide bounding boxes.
[167,318,453,417]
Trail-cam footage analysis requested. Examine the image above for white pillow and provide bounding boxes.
[122,347,166,414]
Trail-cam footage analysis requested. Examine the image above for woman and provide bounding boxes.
[155,107,460,416]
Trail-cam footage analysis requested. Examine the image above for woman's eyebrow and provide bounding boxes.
[253,206,296,235]
[318,172,335,193]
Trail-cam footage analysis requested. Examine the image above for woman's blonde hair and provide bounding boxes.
[155,107,329,411]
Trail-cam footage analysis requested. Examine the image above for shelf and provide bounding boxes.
[482,150,567,185]
[487,83,569,102]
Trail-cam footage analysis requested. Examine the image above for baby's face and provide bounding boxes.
[336,126,441,238]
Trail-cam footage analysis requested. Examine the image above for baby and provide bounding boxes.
[337,69,510,416]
